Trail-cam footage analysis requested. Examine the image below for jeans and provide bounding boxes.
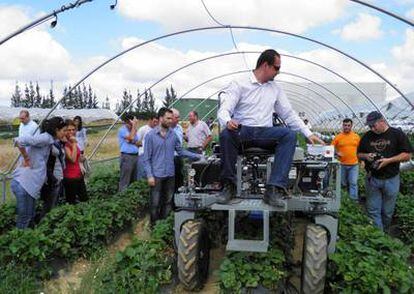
[11,180,36,229]
[341,164,359,200]
[150,176,175,225]
[365,174,400,231]
[220,126,297,188]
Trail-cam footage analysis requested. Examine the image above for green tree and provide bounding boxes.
[34,82,42,108]
[11,82,22,107]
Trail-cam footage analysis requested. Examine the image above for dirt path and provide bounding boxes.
[43,216,150,294]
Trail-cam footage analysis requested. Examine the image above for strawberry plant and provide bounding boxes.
[87,163,120,199]
[219,248,286,293]
[327,193,414,293]
[395,193,414,245]
[89,216,175,293]
[0,181,149,276]
[0,202,16,234]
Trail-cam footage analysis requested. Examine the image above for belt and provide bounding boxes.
[121,152,138,156]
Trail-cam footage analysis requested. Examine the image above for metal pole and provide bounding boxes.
[280,53,389,122]
[170,67,363,126]
[0,0,93,46]
[277,80,365,132]
[348,0,414,27]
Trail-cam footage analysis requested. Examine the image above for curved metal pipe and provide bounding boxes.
[195,88,332,129]
[277,80,365,130]
[284,92,333,127]
[0,0,93,46]
[348,0,414,27]
[171,50,383,117]
[284,90,337,122]
[49,25,412,122]
[280,53,387,120]
[279,71,367,123]
[172,68,355,121]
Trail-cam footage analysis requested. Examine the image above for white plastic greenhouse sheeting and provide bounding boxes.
[0,106,118,123]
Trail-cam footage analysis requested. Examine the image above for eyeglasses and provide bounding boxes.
[271,64,281,72]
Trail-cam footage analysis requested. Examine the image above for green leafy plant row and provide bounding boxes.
[400,171,414,196]
[327,194,414,293]
[219,248,286,293]
[0,181,149,278]
[0,163,120,237]
[0,202,17,234]
[395,193,414,245]
[85,216,175,293]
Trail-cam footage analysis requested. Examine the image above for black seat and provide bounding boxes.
[241,147,274,156]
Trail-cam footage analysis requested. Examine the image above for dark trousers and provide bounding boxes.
[39,181,63,219]
[150,176,175,225]
[220,126,297,188]
[174,156,184,192]
[119,153,138,191]
[63,177,88,204]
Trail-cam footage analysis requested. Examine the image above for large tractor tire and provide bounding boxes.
[177,219,210,291]
[301,223,328,294]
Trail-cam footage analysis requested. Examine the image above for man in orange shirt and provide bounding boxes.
[331,118,361,200]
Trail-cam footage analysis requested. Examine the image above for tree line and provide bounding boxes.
[10,81,179,118]
[115,85,177,119]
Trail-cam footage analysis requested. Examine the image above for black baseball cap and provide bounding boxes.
[365,111,383,127]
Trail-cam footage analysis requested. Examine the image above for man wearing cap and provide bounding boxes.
[331,118,360,200]
[357,111,412,231]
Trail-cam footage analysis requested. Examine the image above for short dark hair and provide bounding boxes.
[121,113,134,123]
[256,49,280,69]
[73,115,83,130]
[41,116,65,136]
[65,119,76,128]
[158,107,172,118]
[148,113,157,120]
[343,118,353,124]
[190,110,198,118]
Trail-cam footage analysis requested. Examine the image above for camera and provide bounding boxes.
[371,153,383,170]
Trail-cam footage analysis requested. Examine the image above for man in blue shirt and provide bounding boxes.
[143,107,201,225]
[118,113,140,192]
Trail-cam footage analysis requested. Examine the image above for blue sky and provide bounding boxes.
[0,0,414,109]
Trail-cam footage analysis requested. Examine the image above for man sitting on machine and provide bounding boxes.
[217,49,324,206]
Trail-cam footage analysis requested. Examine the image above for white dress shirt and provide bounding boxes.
[137,124,153,156]
[218,73,312,138]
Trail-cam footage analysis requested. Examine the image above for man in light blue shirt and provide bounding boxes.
[142,107,201,225]
[118,113,140,192]
[18,110,39,137]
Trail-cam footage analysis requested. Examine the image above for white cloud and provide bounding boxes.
[388,29,414,96]
[118,0,347,34]
[335,13,383,41]
[1,3,413,114]
[406,8,414,19]
[0,5,75,107]
[0,5,31,37]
